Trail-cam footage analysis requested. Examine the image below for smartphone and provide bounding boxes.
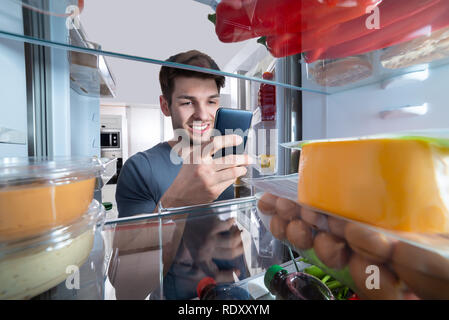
[213,107,253,158]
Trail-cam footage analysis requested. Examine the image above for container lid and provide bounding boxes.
[264,264,285,291]
[0,199,105,257]
[196,277,216,298]
[0,156,104,187]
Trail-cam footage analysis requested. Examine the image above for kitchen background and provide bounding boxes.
[86,0,271,215]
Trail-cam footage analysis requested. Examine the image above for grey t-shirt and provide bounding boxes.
[115,141,247,299]
[115,141,234,218]
[115,142,181,218]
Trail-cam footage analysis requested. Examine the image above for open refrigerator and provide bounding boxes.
[0,0,449,300]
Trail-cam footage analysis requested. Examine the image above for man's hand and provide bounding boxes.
[183,217,245,283]
[160,134,252,208]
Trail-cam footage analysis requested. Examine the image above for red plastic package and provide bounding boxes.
[215,0,380,43]
[305,0,449,62]
[266,0,439,58]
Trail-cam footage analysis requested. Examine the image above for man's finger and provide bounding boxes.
[214,166,247,183]
[209,178,240,200]
[212,154,253,170]
[203,134,243,157]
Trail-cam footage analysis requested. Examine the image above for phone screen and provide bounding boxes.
[213,108,253,158]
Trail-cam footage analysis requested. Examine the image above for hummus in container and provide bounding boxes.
[0,199,105,300]
[0,157,103,240]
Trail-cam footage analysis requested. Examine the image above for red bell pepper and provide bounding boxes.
[215,0,380,43]
[266,0,439,58]
[305,0,449,62]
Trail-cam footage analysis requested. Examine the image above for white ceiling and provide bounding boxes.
[79,0,255,105]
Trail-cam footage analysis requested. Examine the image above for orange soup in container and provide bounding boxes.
[0,157,103,240]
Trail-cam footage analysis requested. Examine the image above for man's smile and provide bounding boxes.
[188,122,212,135]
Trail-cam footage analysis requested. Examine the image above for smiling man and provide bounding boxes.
[116,50,251,217]
[114,50,251,300]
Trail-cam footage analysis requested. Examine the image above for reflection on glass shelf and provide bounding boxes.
[303,49,449,94]
[103,196,289,300]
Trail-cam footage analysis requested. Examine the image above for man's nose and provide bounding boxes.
[193,103,211,121]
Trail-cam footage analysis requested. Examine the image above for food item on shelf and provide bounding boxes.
[381,26,449,69]
[301,0,439,61]
[275,197,301,221]
[302,262,354,300]
[257,192,278,215]
[392,241,449,299]
[0,178,95,240]
[327,216,347,239]
[0,200,103,300]
[313,232,350,270]
[197,277,253,300]
[256,185,449,300]
[269,214,288,240]
[265,0,440,59]
[214,0,379,43]
[258,72,276,121]
[308,56,373,87]
[264,264,334,300]
[348,254,405,300]
[344,222,394,264]
[297,138,449,233]
[286,219,313,250]
[300,207,328,231]
[0,230,94,300]
[305,0,449,62]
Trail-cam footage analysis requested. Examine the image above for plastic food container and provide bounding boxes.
[252,180,449,300]
[307,55,373,87]
[0,199,105,300]
[0,157,103,241]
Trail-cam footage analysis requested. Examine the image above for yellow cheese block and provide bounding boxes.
[298,139,449,233]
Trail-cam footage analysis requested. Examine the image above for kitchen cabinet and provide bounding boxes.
[1,0,449,300]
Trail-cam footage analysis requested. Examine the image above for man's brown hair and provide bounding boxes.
[159,50,226,106]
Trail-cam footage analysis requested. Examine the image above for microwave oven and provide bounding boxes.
[101,129,121,149]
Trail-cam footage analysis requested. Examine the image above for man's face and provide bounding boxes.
[162,76,220,144]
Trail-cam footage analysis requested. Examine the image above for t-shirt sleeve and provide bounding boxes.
[115,154,157,218]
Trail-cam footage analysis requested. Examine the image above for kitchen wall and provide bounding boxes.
[126,104,166,158]
[100,104,129,161]
[100,104,173,162]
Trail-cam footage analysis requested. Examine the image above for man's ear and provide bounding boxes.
[160,95,171,117]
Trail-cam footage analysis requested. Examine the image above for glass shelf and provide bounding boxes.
[102,196,290,300]
[0,28,316,94]
[303,51,449,95]
[2,0,449,95]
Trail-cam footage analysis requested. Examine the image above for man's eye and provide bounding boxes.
[209,100,217,105]
[181,101,192,106]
